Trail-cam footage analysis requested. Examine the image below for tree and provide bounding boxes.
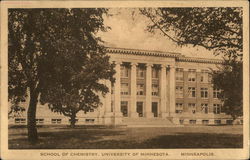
[212,59,243,120]
[140,7,243,119]
[8,8,114,143]
[40,53,115,128]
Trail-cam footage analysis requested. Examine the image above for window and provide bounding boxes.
[189,120,196,124]
[152,84,159,96]
[176,68,184,81]
[214,120,221,125]
[188,69,196,81]
[152,68,159,78]
[121,101,128,117]
[137,84,144,95]
[201,104,209,114]
[120,65,129,78]
[175,103,183,113]
[200,70,209,83]
[176,86,183,98]
[136,68,145,78]
[188,87,196,98]
[213,104,221,114]
[226,120,233,125]
[213,88,221,98]
[15,118,26,124]
[121,83,129,95]
[36,119,44,124]
[51,119,61,124]
[188,103,196,114]
[202,120,209,125]
[201,88,208,98]
[179,119,184,124]
[85,119,95,123]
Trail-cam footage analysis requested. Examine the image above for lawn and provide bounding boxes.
[9,125,243,149]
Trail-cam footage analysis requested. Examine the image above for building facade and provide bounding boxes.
[9,47,241,126]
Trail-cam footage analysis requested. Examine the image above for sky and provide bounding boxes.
[98,8,221,59]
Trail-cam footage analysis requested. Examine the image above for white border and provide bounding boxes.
[1,1,249,160]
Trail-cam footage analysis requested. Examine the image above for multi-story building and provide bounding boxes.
[9,47,241,126]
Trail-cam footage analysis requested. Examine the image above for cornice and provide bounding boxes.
[106,47,181,58]
[106,47,223,64]
[176,57,223,64]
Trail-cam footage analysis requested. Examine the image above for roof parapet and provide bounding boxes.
[106,47,223,64]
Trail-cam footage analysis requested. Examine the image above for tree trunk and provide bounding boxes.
[70,113,76,128]
[27,89,39,144]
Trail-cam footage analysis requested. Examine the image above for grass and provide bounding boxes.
[9,125,243,149]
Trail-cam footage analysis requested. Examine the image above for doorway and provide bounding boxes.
[152,102,158,117]
[136,102,143,117]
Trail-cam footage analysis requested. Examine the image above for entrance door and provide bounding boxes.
[121,101,128,117]
[152,102,158,117]
[136,102,143,117]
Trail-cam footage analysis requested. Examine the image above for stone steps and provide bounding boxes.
[121,117,178,127]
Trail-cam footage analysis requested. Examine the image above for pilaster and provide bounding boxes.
[169,65,176,117]
[160,64,168,118]
[145,63,154,118]
[130,62,139,118]
[114,61,123,124]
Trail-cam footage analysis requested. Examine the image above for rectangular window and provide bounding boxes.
[136,68,145,79]
[213,104,221,114]
[188,87,196,98]
[189,120,196,124]
[188,69,196,82]
[36,119,44,124]
[137,84,144,95]
[152,84,159,96]
[226,120,233,125]
[176,86,184,98]
[214,120,221,125]
[213,88,221,98]
[201,104,209,114]
[188,103,196,114]
[202,120,209,125]
[200,70,209,83]
[85,119,95,123]
[51,119,61,124]
[121,82,129,95]
[175,103,183,114]
[15,118,26,124]
[120,65,129,78]
[121,101,128,117]
[176,68,184,81]
[179,119,184,124]
[201,88,208,98]
[152,68,159,78]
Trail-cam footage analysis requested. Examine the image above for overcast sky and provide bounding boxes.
[98,8,221,59]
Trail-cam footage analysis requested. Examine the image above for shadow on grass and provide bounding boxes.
[140,132,243,149]
[9,131,243,149]
[90,133,243,149]
[9,128,126,149]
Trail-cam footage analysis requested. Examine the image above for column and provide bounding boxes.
[130,62,138,118]
[160,64,168,118]
[98,79,105,124]
[105,80,112,113]
[169,65,176,117]
[114,61,123,124]
[145,63,154,118]
[103,80,113,124]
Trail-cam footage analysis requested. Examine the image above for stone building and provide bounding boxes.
[9,47,241,126]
